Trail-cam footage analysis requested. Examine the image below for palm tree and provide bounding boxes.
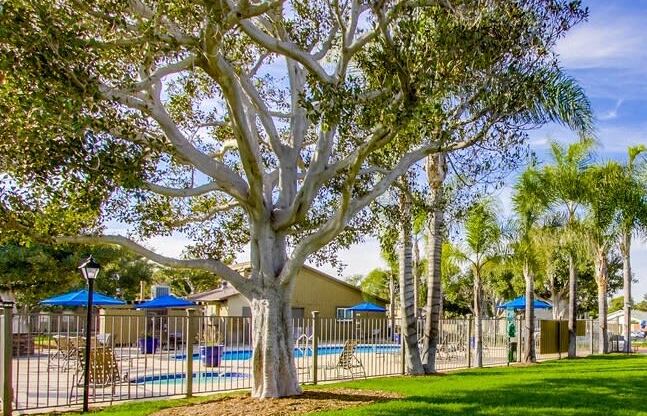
[512,165,549,362]
[615,145,647,352]
[541,139,593,358]
[582,162,625,354]
[422,152,446,372]
[420,66,592,372]
[453,199,502,367]
[397,188,425,374]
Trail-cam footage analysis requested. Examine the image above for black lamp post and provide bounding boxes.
[79,255,100,413]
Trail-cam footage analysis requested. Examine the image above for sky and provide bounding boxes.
[145,0,647,300]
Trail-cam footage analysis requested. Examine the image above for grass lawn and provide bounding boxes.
[316,355,647,416]
[60,355,647,416]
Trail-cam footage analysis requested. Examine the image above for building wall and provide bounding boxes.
[204,267,385,319]
[291,267,374,318]
[99,306,198,345]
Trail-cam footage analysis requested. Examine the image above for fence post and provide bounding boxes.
[185,309,196,398]
[589,319,594,356]
[467,315,472,369]
[400,329,406,375]
[2,302,14,416]
[311,311,319,385]
[517,317,522,363]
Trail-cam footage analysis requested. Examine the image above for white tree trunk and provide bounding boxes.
[621,232,632,353]
[474,272,483,368]
[248,224,301,398]
[523,263,536,363]
[250,288,301,398]
[399,193,425,375]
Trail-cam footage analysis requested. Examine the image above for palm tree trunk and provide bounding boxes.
[474,271,483,367]
[389,275,396,341]
[523,262,536,363]
[422,152,445,373]
[621,231,632,353]
[399,192,425,375]
[567,253,577,358]
[594,248,609,354]
[413,237,420,318]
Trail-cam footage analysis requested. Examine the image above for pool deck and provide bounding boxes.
[10,344,512,414]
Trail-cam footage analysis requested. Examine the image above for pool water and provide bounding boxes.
[174,344,400,361]
[131,371,248,385]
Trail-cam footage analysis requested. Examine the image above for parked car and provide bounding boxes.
[631,331,645,339]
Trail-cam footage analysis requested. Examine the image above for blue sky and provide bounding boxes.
[146,0,647,300]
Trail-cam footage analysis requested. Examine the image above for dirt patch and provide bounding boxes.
[152,389,401,416]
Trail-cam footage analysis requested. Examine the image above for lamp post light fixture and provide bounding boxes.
[78,255,100,413]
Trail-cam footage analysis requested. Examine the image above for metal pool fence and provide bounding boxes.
[0,305,601,414]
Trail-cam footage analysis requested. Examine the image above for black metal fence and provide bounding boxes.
[0,305,601,414]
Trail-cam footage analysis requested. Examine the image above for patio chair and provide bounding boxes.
[68,346,129,404]
[48,335,82,369]
[324,339,366,379]
[95,333,112,346]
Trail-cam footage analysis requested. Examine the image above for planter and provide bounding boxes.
[138,337,159,354]
[200,345,224,367]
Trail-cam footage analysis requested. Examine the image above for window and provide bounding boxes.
[336,307,353,321]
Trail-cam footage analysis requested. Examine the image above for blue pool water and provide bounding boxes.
[174,344,400,361]
[131,371,248,385]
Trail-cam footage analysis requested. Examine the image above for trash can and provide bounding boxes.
[200,345,224,367]
[138,336,159,354]
[509,341,518,362]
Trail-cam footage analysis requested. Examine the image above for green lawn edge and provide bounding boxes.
[52,355,647,416]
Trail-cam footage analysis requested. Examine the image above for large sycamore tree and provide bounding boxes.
[0,0,586,397]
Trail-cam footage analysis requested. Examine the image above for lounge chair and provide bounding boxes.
[68,346,129,404]
[325,339,366,379]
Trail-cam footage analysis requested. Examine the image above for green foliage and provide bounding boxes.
[359,269,392,301]
[0,242,154,306]
[152,268,219,297]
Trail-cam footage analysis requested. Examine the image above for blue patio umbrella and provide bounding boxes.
[497,295,552,310]
[137,294,195,309]
[348,302,387,313]
[40,289,125,307]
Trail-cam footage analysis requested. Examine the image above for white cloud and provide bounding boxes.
[308,239,385,280]
[557,10,647,70]
[599,99,624,120]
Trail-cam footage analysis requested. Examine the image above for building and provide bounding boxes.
[187,264,386,319]
[607,309,647,335]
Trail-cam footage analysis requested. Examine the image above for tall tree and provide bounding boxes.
[541,139,593,358]
[397,186,425,374]
[582,163,623,354]
[0,0,588,397]
[422,152,447,372]
[615,145,647,352]
[452,199,502,367]
[512,165,548,362]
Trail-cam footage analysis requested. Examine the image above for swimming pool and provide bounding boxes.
[131,371,249,385]
[174,344,400,361]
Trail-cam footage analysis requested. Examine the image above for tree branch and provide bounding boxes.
[142,181,222,197]
[57,234,255,295]
[238,19,333,84]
